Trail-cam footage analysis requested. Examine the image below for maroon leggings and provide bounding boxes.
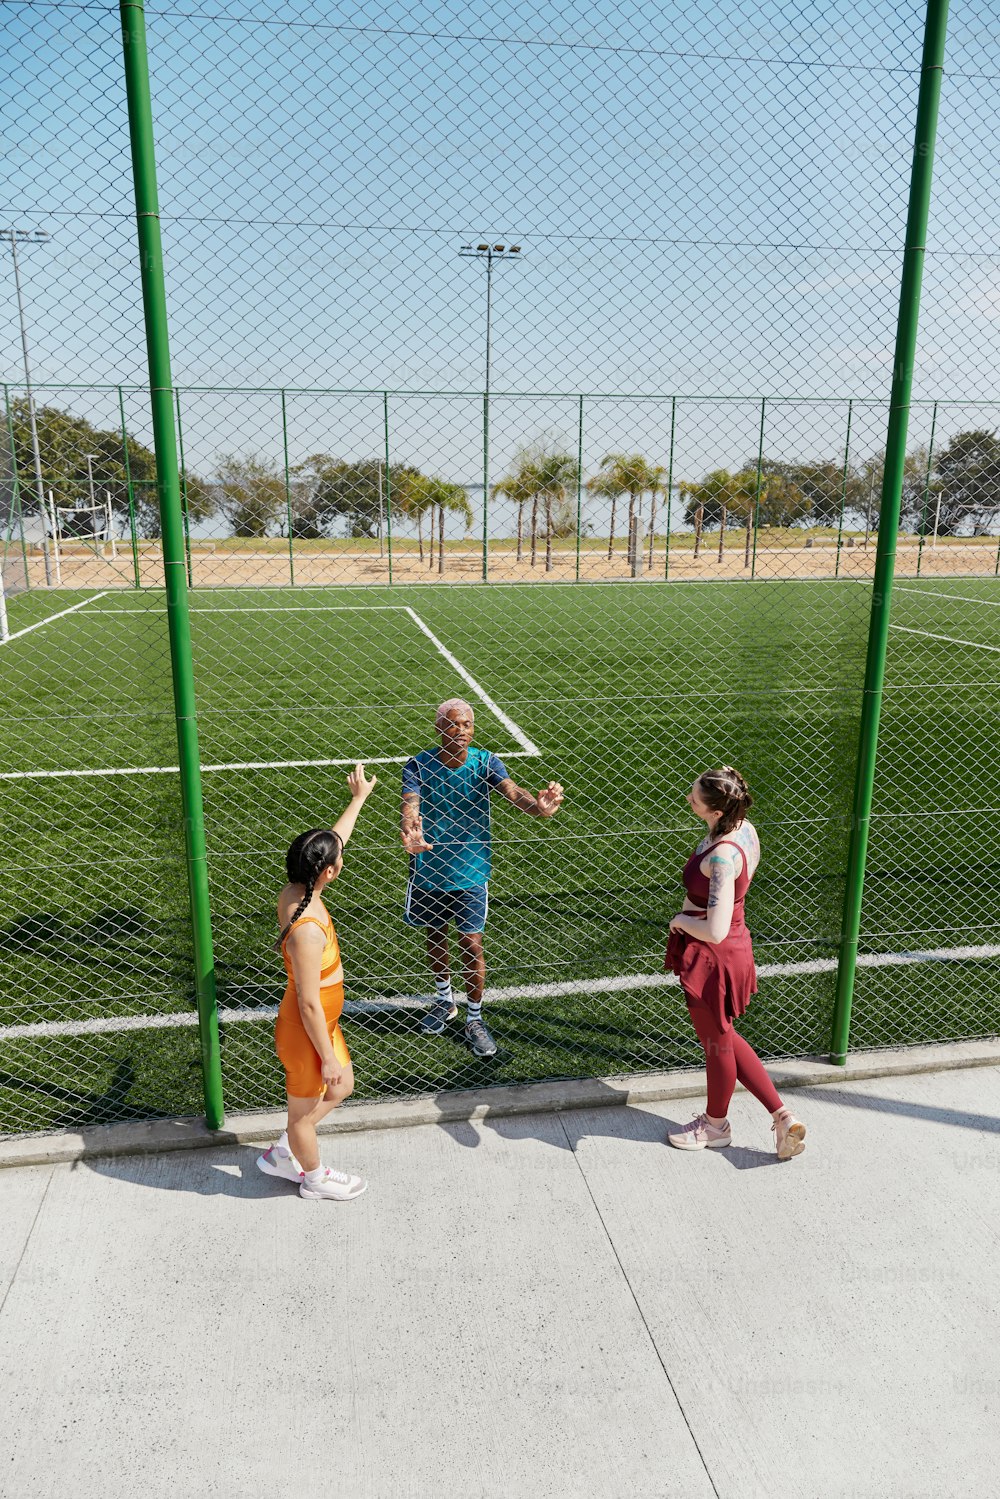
[686,996,783,1119]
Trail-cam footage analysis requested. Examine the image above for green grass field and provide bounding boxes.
[2,576,999,1135]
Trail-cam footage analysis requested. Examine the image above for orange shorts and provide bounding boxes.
[274,982,352,1098]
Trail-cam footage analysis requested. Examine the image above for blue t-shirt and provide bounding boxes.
[402,746,511,890]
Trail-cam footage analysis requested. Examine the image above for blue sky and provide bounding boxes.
[3,0,1000,493]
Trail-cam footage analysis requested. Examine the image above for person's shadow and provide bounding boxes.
[81,1144,301,1199]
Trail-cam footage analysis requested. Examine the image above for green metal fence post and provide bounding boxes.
[575,395,584,582]
[750,397,766,578]
[118,385,141,588]
[383,393,393,585]
[916,400,938,578]
[829,0,949,1065]
[4,383,31,589]
[119,0,224,1129]
[173,387,193,587]
[834,399,853,579]
[281,389,295,586]
[664,397,676,580]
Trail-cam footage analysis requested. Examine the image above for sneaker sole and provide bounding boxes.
[466,1042,498,1058]
[777,1122,807,1160]
[667,1134,732,1151]
[299,1181,368,1202]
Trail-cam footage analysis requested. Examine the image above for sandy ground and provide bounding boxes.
[1,1065,999,1498]
[20,538,1000,590]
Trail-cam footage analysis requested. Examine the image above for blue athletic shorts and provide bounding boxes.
[404,883,488,934]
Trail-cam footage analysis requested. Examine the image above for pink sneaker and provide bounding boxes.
[667,1114,732,1151]
[772,1112,807,1160]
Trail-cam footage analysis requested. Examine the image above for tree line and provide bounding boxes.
[6,400,1000,547]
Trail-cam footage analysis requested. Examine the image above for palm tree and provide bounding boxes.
[419,477,472,574]
[492,464,537,564]
[588,453,664,564]
[532,450,580,573]
[397,471,435,563]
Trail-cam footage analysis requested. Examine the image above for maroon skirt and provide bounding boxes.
[666,926,758,1030]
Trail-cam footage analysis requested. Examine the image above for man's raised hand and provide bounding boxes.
[536,781,565,817]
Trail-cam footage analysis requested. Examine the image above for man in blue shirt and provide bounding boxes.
[401,698,564,1057]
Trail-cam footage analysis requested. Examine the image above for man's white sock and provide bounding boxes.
[435,975,454,1005]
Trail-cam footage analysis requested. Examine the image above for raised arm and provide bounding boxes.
[494,778,565,818]
[332,761,378,848]
[400,792,433,853]
[669,846,738,944]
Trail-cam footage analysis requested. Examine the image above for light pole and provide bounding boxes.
[2,227,54,585]
[459,241,523,580]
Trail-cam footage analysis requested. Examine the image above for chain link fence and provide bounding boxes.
[1,0,998,1136]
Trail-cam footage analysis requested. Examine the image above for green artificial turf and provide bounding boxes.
[1,576,998,1134]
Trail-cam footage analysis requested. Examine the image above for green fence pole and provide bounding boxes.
[916,400,938,579]
[4,384,31,589]
[174,387,193,587]
[120,0,224,1129]
[383,392,393,585]
[834,400,853,579]
[829,0,949,1066]
[281,389,295,586]
[118,385,141,588]
[664,396,676,580]
[750,397,765,577]
[575,395,584,582]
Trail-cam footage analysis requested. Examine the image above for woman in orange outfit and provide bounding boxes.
[257,762,377,1201]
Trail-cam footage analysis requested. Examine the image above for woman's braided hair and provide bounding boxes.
[276,828,343,949]
[698,766,753,838]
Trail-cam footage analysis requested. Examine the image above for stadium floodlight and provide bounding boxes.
[458,239,526,396]
[1,227,54,585]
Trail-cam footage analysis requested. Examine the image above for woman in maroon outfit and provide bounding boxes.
[665,766,806,1159]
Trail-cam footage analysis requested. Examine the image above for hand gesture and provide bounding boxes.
[347,762,377,800]
[401,817,433,854]
[536,781,564,818]
[322,1054,343,1094]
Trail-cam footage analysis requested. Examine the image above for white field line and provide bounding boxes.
[895,586,1000,609]
[889,623,1000,653]
[3,943,998,1040]
[0,591,110,645]
[403,606,540,756]
[93,606,404,613]
[0,603,540,778]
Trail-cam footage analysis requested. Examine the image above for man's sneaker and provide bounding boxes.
[464,1018,498,1058]
[299,1166,368,1202]
[773,1112,807,1160]
[421,998,458,1035]
[256,1143,303,1183]
[667,1113,732,1151]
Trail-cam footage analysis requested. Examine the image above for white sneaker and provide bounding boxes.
[256,1143,303,1183]
[299,1166,368,1201]
[773,1112,807,1160]
[667,1113,732,1151]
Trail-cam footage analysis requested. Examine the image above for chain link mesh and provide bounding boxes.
[2,0,998,1135]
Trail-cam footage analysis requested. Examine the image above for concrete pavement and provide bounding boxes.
[2,1066,999,1498]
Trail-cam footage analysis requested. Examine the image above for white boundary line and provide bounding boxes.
[3,943,998,1040]
[0,591,110,645]
[889,623,1000,653]
[93,606,404,613]
[0,603,540,778]
[895,586,1000,608]
[404,606,540,756]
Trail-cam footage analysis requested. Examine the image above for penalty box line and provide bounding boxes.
[3,944,999,1040]
[0,605,540,780]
